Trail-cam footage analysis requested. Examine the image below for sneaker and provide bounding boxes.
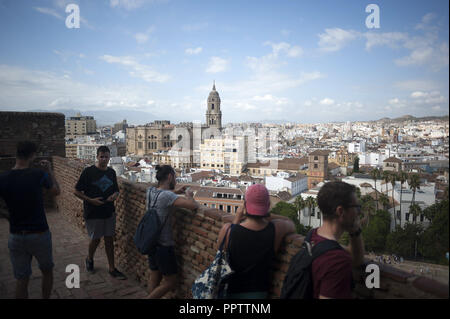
[109,268,127,280]
[85,258,94,273]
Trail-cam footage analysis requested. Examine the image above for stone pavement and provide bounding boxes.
[0,210,149,299]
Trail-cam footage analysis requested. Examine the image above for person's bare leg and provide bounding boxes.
[104,236,115,272]
[88,238,101,261]
[147,269,162,295]
[41,268,53,299]
[15,278,29,299]
[148,274,177,299]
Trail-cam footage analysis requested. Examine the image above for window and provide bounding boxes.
[138,142,142,149]
[314,156,318,160]
[227,206,231,213]
[314,164,318,169]
[420,214,424,222]
[405,213,410,221]
[212,204,216,208]
[212,104,214,110]
[219,205,223,211]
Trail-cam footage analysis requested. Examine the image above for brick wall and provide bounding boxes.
[52,156,448,299]
[0,111,65,158]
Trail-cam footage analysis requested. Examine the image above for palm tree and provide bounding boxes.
[306,196,315,227]
[390,172,397,228]
[355,187,362,200]
[409,203,422,225]
[409,174,421,207]
[361,194,376,225]
[398,171,408,227]
[294,195,305,225]
[379,193,390,212]
[311,197,318,226]
[370,168,381,210]
[382,170,390,194]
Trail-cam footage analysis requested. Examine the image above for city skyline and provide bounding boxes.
[0,0,449,124]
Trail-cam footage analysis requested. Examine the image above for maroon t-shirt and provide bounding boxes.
[311,228,353,299]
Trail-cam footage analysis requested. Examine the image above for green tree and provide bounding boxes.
[355,187,362,200]
[409,203,422,225]
[305,196,315,227]
[386,223,423,259]
[382,170,391,194]
[294,195,305,224]
[390,172,398,228]
[397,171,408,226]
[270,201,298,222]
[370,168,381,210]
[379,193,390,212]
[361,194,376,225]
[408,174,421,207]
[353,156,360,173]
[362,210,391,252]
[420,199,449,264]
[270,201,308,235]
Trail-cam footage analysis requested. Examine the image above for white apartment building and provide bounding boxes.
[65,113,97,137]
[265,172,308,196]
[77,144,118,161]
[348,141,366,153]
[388,181,435,231]
[200,137,248,176]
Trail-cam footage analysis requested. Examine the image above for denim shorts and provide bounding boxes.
[148,245,178,276]
[8,230,54,280]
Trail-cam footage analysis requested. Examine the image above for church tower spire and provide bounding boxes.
[206,81,222,129]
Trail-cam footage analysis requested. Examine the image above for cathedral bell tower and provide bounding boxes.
[205,81,222,129]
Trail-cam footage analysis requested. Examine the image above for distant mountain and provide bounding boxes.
[375,114,449,123]
[27,108,157,126]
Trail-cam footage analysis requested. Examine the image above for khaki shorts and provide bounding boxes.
[85,213,116,240]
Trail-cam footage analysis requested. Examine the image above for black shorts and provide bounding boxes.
[148,245,178,276]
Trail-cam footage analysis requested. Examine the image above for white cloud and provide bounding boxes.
[0,64,162,112]
[134,27,155,44]
[395,47,434,66]
[411,91,428,98]
[320,98,335,105]
[182,22,209,32]
[109,0,166,10]
[394,80,442,92]
[206,57,228,73]
[363,32,408,50]
[185,47,203,55]
[318,28,359,52]
[100,55,170,83]
[415,13,437,31]
[34,7,63,20]
[431,105,442,111]
[264,41,303,58]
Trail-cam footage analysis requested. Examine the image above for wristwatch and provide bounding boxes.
[349,228,362,238]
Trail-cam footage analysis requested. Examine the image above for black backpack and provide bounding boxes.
[133,190,167,255]
[280,229,343,299]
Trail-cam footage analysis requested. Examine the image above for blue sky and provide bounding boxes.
[0,0,448,125]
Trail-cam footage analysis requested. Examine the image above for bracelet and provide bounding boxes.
[349,228,362,238]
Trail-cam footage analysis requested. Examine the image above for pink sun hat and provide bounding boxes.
[245,184,271,216]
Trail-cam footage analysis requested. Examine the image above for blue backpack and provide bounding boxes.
[133,190,167,255]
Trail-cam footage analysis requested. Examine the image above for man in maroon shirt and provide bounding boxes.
[312,181,365,299]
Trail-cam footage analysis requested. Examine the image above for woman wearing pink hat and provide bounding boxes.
[216,184,295,299]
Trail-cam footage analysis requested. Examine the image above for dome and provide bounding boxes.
[208,82,220,100]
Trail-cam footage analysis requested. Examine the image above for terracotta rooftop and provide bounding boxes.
[384,157,403,163]
[309,150,330,156]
